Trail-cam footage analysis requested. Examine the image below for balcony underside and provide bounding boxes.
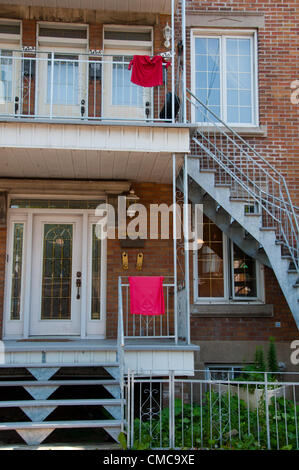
[0,148,183,184]
[0,0,177,14]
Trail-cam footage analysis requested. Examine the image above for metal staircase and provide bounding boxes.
[0,363,124,446]
[185,89,299,326]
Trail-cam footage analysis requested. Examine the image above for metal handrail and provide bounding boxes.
[187,88,299,272]
[117,276,125,433]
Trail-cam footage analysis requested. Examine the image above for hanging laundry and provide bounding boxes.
[128,55,171,87]
[128,276,165,315]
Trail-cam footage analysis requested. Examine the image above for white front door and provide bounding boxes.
[30,214,82,336]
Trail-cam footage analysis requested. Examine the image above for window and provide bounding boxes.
[192,31,258,126]
[205,365,244,381]
[10,223,24,320]
[194,215,264,303]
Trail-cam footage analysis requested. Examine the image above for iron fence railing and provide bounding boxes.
[0,50,175,123]
[186,89,299,273]
[118,276,177,341]
[126,370,299,450]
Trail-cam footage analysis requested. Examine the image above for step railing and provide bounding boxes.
[0,50,174,123]
[187,88,299,272]
[118,276,177,340]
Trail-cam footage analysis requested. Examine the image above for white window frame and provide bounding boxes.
[193,233,265,305]
[191,28,259,127]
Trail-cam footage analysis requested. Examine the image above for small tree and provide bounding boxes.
[254,346,266,372]
[267,337,279,374]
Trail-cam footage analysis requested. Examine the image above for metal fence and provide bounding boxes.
[126,370,299,450]
[0,50,175,123]
[119,276,177,341]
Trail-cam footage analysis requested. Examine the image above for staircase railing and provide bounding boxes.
[186,88,299,273]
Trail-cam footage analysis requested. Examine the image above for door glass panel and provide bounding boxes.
[41,224,73,320]
[47,54,79,106]
[0,50,13,103]
[112,55,143,107]
[10,223,24,320]
[91,224,101,320]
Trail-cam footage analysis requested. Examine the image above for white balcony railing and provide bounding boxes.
[0,50,179,124]
[118,276,177,341]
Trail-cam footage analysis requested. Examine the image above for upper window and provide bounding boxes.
[192,31,258,126]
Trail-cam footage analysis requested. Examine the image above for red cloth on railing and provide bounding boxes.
[128,276,165,315]
[128,55,171,87]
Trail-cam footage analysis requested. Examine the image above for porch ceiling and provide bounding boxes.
[0,148,183,184]
[0,0,177,14]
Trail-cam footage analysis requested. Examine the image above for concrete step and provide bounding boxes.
[0,379,119,387]
[0,399,123,408]
[0,362,120,369]
[0,420,123,431]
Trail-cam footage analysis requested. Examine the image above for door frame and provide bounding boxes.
[3,196,107,339]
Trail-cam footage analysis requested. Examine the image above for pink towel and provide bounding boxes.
[129,276,165,315]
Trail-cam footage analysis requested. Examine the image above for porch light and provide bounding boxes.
[163,22,172,49]
[126,189,140,218]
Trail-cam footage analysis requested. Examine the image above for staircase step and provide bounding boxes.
[0,420,122,431]
[0,362,120,369]
[0,399,123,408]
[0,380,119,387]
[260,227,276,231]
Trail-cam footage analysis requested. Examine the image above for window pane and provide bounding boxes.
[10,223,24,320]
[233,244,257,298]
[10,199,104,209]
[197,215,224,298]
[91,224,101,320]
[225,38,253,124]
[194,37,220,122]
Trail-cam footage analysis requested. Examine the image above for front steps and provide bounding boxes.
[0,364,124,445]
[185,156,299,326]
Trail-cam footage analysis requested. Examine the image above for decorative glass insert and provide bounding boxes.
[41,224,73,320]
[47,54,79,106]
[197,215,224,298]
[91,224,101,320]
[10,223,24,320]
[232,244,257,298]
[112,55,143,107]
[0,50,13,103]
[10,199,104,209]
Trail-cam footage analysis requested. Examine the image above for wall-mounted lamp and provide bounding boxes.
[163,22,172,49]
[126,189,140,218]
